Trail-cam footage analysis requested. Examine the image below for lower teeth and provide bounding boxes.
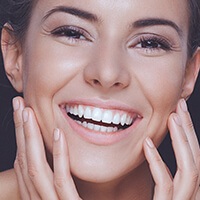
[76,120,118,133]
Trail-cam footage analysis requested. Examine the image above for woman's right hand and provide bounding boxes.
[13,96,82,200]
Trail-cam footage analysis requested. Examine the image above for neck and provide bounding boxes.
[73,161,154,200]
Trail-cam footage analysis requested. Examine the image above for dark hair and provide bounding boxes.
[188,0,200,57]
[2,0,36,44]
[3,0,200,57]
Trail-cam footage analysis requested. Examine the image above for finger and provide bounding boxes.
[176,99,200,198]
[143,137,173,200]
[14,157,42,200]
[14,158,30,200]
[53,129,81,200]
[22,108,58,200]
[177,99,200,168]
[13,97,40,199]
[168,113,199,199]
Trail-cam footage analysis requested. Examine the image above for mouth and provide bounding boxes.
[63,104,141,133]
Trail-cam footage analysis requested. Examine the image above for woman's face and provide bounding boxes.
[16,0,191,182]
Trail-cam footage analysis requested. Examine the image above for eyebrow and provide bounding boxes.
[42,6,98,22]
[133,18,183,37]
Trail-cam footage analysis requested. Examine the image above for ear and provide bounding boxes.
[181,48,200,99]
[1,24,23,93]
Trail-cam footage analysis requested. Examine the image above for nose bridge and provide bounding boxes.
[84,38,130,90]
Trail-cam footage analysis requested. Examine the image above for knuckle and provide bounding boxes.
[164,182,173,194]
[156,180,173,195]
[190,167,199,184]
[27,164,39,180]
[17,153,26,171]
[54,177,67,189]
[53,150,62,159]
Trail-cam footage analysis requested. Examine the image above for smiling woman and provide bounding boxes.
[0,0,200,200]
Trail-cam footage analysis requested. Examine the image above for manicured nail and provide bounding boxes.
[22,110,29,122]
[180,99,188,112]
[12,98,20,111]
[173,114,182,126]
[145,137,155,148]
[54,128,60,141]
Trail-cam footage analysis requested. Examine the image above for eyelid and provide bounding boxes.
[129,33,171,46]
[130,33,179,51]
[50,25,94,42]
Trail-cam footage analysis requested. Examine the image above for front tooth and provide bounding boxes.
[92,108,102,122]
[78,105,84,118]
[102,110,113,124]
[84,107,92,119]
[113,113,120,125]
[120,113,127,126]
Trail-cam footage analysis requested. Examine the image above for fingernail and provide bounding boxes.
[54,128,60,141]
[173,114,182,126]
[12,98,20,111]
[145,137,155,149]
[22,110,29,122]
[180,99,188,112]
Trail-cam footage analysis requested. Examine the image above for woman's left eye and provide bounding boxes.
[135,36,172,52]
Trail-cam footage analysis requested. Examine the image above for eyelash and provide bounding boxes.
[134,35,173,52]
[50,26,174,53]
[51,26,91,42]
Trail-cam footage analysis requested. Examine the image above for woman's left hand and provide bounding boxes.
[144,99,200,200]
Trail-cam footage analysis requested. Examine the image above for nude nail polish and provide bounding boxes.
[180,99,188,112]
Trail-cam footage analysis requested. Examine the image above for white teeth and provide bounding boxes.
[120,113,127,126]
[102,110,113,123]
[84,107,92,119]
[113,113,120,124]
[78,105,84,118]
[66,105,136,128]
[92,108,102,122]
[126,115,132,125]
[75,120,118,133]
[74,106,78,115]
[94,124,101,131]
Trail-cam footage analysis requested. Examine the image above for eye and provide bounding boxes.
[50,25,92,42]
[136,36,172,51]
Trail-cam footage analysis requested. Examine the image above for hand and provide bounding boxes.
[143,99,200,200]
[13,96,82,200]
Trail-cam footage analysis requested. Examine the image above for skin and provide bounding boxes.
[1,0,200,199]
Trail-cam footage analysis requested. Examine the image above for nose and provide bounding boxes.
[84,43,130,92]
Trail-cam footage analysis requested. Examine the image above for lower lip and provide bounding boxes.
[60,108,142,146]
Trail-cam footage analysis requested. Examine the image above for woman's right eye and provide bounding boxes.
[50,26,91,42]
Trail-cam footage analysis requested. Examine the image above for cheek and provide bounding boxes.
[134,55,186,111]
[22,39,92,100]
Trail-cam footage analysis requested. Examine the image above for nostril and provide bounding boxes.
[93,79,101,85]
[114,82,122,87]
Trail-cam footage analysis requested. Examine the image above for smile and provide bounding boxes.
[65,104,140,133]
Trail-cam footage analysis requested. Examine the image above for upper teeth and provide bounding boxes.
[66,105,135,126]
